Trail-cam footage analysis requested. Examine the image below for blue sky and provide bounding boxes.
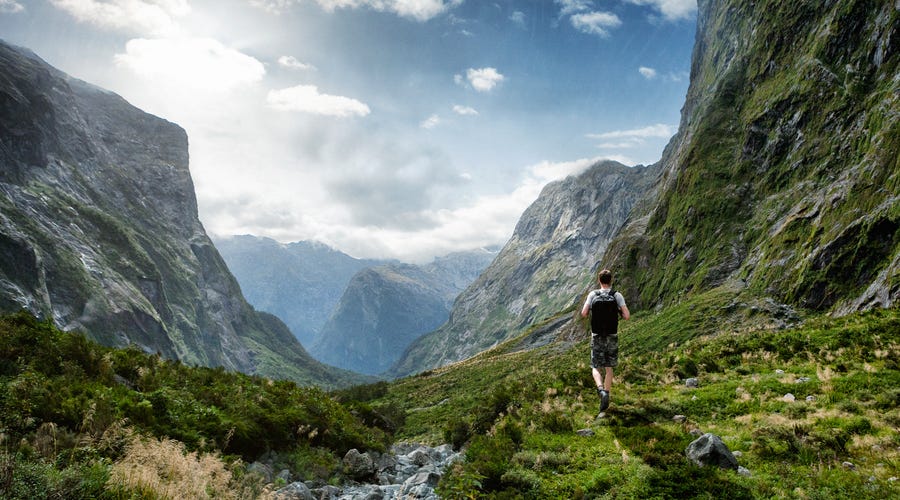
[0,0,696,262]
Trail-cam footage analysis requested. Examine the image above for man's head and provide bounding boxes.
[598,269,613,285]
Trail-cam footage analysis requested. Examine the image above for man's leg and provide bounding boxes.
[604,367,614,392]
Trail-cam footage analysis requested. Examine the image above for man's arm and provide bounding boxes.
[581,292,593,318]
[620,305,630,320]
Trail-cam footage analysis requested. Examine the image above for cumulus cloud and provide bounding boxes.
[420,114,440,129]
[466,67,504,92]
[313,0,461,21]
[114,37,265,91]
[452,105,478,116]
[0,0,24,13]
[587,123,675,140]
[267,84,371,117]
[570,11,622,37]
[49,0,190,36]
[509,10,525,27]
[624,0,697,21]
[278,55,316,70]
[554,0,591,16]
[639,66,657,79]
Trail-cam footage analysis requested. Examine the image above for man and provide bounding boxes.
[581,269,630,415]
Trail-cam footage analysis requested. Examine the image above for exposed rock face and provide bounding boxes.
[604,0,899,313]
[214,235,387,345]
[310,249,496,375]
[388,161,659,377]
[0,41,362,387]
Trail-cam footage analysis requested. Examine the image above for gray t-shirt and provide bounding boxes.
[583,288,626,311]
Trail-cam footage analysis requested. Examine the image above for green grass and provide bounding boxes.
[375,296,900,499]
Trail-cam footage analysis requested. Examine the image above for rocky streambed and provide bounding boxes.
[268,442,461,499]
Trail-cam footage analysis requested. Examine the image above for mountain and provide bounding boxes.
[310,249,497,375]
[602,0,898,313]
[388,161,659,377]
[213,235,386,345]
[389,0,898,378]
[0,40,366,388]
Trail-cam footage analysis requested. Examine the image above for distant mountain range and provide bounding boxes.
[213,235,388,346]
[214,234,495,375]
[310,250,497,375]
[0,40,367,388]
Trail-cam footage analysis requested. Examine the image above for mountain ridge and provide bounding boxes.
[0,40,366,388]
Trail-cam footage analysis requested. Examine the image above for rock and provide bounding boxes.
[406,447,433,467]
[685,433,739,470]
[691,395,698,401]
[806,395,816,402]
[400,471,441,497]
[673,415,687,423]
[576,428,595,437]
[782,393,795,402]
[796,377,811,383]
[690,429,704,437]
[775,369,785,375]
[685,378,699,388]
[343,449,376,480]
[247,461,274,482]
[274,481,315,500]
[310,485,341,499]
[276,469,292,483]
[843,461,856,469]
[738,466,752,477]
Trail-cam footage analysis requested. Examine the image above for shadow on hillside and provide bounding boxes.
[598,400,755,499]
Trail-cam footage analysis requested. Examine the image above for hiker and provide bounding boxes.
[581,268,630,414]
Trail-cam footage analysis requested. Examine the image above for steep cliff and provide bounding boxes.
[604,0,898,313]
[0,41,365,387]
[310,249,496,375]
[388,161,659,377]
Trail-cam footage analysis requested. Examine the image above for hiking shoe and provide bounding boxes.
[599,390,610,412]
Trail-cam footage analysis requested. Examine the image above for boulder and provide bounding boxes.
[343,448,376,480]
[685,378,699,388]
[273,481,315,500]
[685,433,739,470]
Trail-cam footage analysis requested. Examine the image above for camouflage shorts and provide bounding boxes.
[591,334,619,368]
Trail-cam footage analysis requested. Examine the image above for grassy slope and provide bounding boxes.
[375,291,900,498]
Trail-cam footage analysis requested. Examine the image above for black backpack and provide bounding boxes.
[590,289,619,335]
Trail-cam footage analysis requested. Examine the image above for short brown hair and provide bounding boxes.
[598,269,613,285]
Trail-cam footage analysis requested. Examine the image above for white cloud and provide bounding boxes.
[49,0,190,36]
[639,66,657,79]
[624,0,697,21]
[586,123,675,140]
[570,11,622,37]
[115,37,265,91]
[0,0,24,13]
[313,0,461,22]
[453,73,465,86]
[452,105,478,116]
[420,114,440,129]
[466,67,504,92]
[509,10,525,27]
[278,55,316,70]
[554,0,591,16]
[267,85,371,117]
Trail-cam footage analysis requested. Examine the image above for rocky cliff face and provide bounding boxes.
[604,0,898,313]
[389,0,898,378]
[0,41,364,387]
[388,161,659,377]
[214,235,387,345]
[310,249,496,375]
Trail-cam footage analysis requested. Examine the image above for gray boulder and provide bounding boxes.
[273,481,315,500]
[685,433,739,470]
[400,471,442,498]
[343,448,376,480]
